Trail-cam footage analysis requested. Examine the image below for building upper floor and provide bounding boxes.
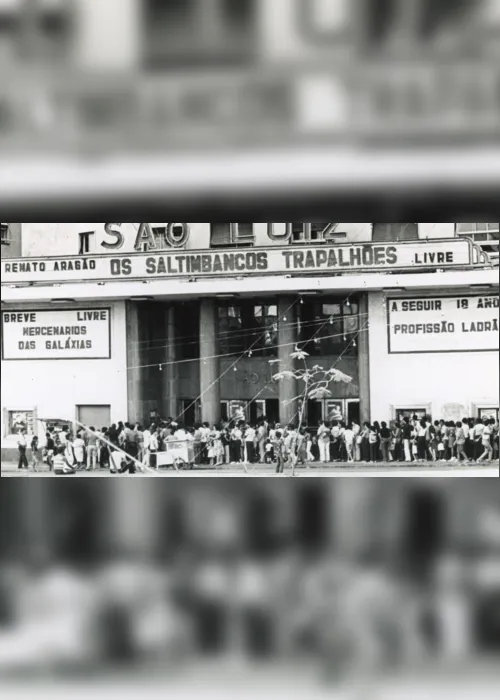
[1,222,499,262]
[1,0,499,73]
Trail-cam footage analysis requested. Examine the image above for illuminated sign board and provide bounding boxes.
[1,239,479,284]
[388,295,499,354]
[1,308,111,361]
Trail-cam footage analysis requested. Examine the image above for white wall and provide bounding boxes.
[1,301,128,448]
[19,222,458,257]
[368,291,500,422]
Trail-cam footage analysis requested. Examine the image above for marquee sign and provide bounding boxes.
[388,295,499,354]
[1,308,112,361]
[1,238,484,285]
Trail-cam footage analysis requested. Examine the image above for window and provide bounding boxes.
[218,302,278,357]
[456,223,499,239]
[210,223,255,248]
[300,298,359,355]
[372,223,419,242]
[144,0,256,68]
[6,410,34,437]
[252,305,278,356]
[0,223,11,245]
[219,305,244,355]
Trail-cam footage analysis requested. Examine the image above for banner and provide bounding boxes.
[388,295,499,354]
[2,308,111,360]
[1,239,476,284]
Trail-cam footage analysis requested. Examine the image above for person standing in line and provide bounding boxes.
[220,426,230,465]
[368,425,379,463]
[86,427,99,472]
[230,424,243,464]
[30,435,40,472]
[343,424,355,463]
[142,425,152,469]
[441,421,450,461]
[99,428,110,470]
[135,424,144,463]
[330,422,341,462]
[199,422,211,465]
[245,423,256,464]
[462,418,472,461]
[318,421,331,464]
[416,420,428,463]
[257,421,267,464]
[477,421,494,463]
[491,418,499,461]
[274,431,287,474]
[373,422,382,461]
[380,422,391,463]
[17,429,29,470]
[352,421,361,462]
[455,422,468,463]
[73,432,86,470]
[473,418,485,462]
[45,431,56,471]
[402,417,413,463]
[64,433,76,471]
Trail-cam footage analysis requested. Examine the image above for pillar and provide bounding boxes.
[278,297,298,426]
[126,301,143,425]
[162,305,178,420]
[199,299,221,426]
[358,293,371,425]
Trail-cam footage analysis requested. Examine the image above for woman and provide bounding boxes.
[477,421,493,463]
[448,422,457,462]
[30,435,40,472]
[368,425,379,463]
[416,420,427,463]
[373,421,381,462]
[455,422,468,463]
[391,422,402,462]
[360,422,371,463]
[207,426,219,467]
[379,422,391,463]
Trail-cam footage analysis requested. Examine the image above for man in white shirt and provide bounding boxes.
[352,422,361,462]
[72,434,86,470]
[244,424,256,463]
[343,426,355,463]
[17,429,29,470]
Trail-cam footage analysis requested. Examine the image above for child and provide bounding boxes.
[265,438,274,464]
[274,431,286,474]
[30,435,40,472]
[437,437,445,461]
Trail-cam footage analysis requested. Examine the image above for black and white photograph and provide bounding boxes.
[1,222,499,478]
[1,1,500,699]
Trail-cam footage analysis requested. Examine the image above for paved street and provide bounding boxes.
[2,461,498,478]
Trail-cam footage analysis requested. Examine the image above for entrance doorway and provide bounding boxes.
[77,405,111,430]
[346,400,361,425]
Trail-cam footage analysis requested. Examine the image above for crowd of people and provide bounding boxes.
[16,413,499,474]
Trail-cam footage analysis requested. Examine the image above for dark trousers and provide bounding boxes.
[18,446,28,469]
[230,440,242,462]
[331,441,340,461]
[369,443,378,462]
[246,442,256,463]
[417,436,427,460]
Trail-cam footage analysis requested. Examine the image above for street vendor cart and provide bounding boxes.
[155,439,195,471]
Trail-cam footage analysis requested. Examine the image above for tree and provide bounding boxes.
[270,348,353,475]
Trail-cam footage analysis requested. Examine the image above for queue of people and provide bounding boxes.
[16,413,499,474]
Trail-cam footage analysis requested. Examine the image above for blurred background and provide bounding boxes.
[1,1,500,216]
[0,479,499,697]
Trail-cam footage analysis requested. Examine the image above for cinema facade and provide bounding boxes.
[1,222,499,456]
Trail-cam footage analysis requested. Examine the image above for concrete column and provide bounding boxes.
[126,301,143,425]
[199,299,221,426]
[162,305,178,420]
[358,293,371,425]
[278,296,298,426]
